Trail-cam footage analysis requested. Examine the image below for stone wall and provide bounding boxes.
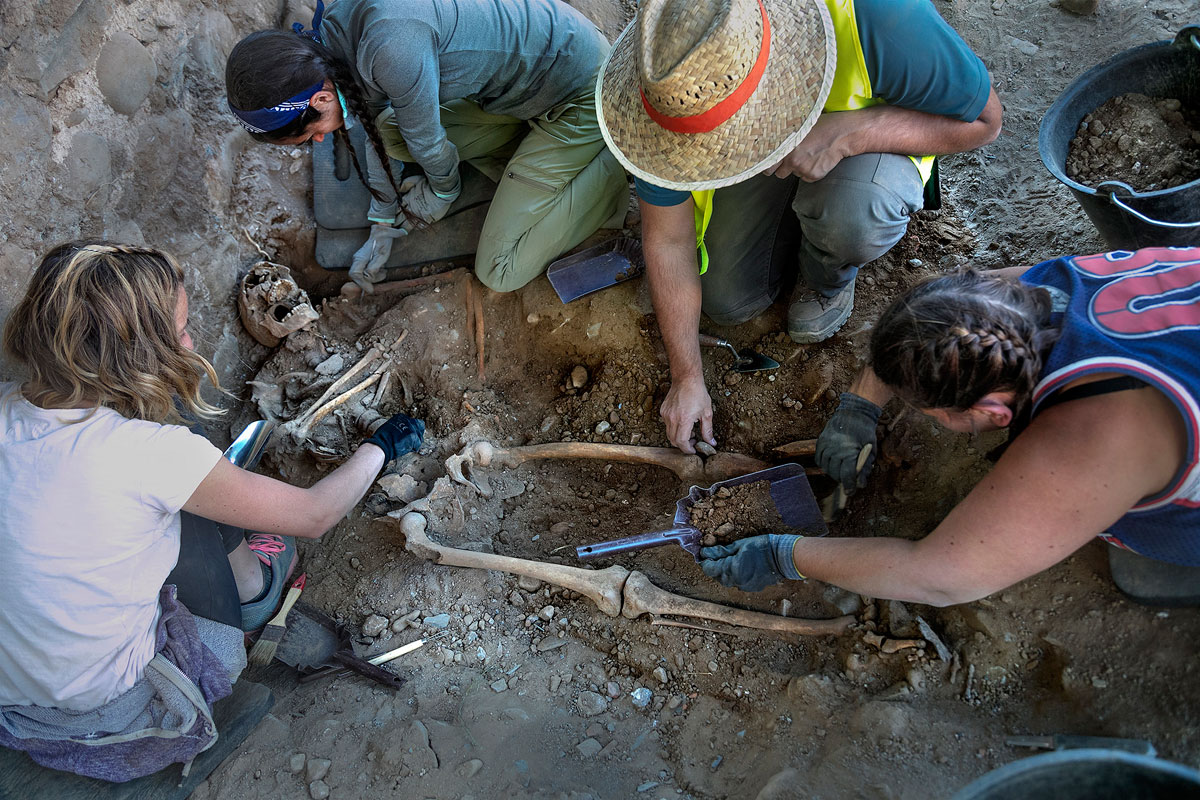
[0,0,317,402]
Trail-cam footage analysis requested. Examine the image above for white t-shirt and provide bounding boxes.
[0,383,223,710]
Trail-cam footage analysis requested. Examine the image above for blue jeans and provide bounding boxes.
[700,153,925,325]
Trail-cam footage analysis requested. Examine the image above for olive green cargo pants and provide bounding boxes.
[376,90,628,292]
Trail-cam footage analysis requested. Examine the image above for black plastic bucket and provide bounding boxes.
[1039,25,1200,249]
[952,749,1200,800]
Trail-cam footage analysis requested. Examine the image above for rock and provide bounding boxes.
[309,779,330,800]
[517,575,542,592]
[549,674,562,692]
[638,782,660,793]
[1055,0,1099,14]
[605,681,620,698]
[362,614,388,638]
[95,32,156,116]
[314,353,345,376]
[456,758,484,778]
[423,613,451,629]
[501,707,531,721]
[576,737,603,758]
[0,90,52,216]
[289,753,306,773]
[536,637,567,652]
[1007,35,1039,56]
[576,691,608,717]
[631,687,652,708]
[187,9,236,79]
[549,522,572,536]
[538,605,556,621]
[653,667,669,684]
[594,420,611,434]
[570,365,589,388]
[378,473,426,504]
[490,679,508,693]
[306,757,331,783]
[67,131,111,207]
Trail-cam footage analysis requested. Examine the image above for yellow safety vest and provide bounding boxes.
[693,0,936,273]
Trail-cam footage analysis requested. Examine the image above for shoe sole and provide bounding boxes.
[788,309,852,344]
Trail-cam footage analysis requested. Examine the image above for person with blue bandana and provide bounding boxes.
[225,0,628,294]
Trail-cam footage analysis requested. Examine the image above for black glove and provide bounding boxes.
[363,413,425,463]
[816,393,881,493]
[699,535,804,592]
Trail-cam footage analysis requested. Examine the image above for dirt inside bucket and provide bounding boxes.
[689,481,797,546]
[1066,92,1200,191]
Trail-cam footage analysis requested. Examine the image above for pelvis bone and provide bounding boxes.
[238,261,320,347]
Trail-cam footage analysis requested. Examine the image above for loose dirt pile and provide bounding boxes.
[689,482,790,546]
[1067,92,1200,191]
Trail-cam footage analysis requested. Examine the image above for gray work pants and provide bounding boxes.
[699,153,926,326]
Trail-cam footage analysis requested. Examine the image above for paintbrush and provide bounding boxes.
[248,572,307,666]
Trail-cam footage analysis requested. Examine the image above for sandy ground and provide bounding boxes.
[186,1,1199,799]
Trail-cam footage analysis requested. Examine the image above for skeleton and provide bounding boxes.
[397,511,854,637]
[237,262,320,347]
[446,440,770,497]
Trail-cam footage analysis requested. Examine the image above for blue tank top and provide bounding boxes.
[1020,247,1200,565]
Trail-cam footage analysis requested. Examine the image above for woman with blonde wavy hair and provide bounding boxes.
[0,241,424,781]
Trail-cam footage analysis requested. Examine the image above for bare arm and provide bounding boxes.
[182,444,387,539]
[641,198,715,453]
[767,88,1003,182]
[793,385,1186,605]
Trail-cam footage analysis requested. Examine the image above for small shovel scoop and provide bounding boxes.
[699,334,779,373]
[576,463,826,562]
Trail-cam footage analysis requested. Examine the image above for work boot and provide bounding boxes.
[240,534,298,632]
[787,281,855,344]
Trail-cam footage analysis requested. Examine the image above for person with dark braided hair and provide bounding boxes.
[225,0,627,293]
[702,247,1200,607]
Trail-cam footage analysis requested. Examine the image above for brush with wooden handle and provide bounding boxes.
[248,573,306,667]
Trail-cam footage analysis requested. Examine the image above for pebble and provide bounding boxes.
[638,782,660,792]
[362,614,388,638]
[536,637,567,652]
[577,738,603,758]
[306,758,331,783]
[606,681,621,698]
[538,605,556,621]
[550,675,562,692]
[653,667,669,684]
[631,688,652,708]
[289,753,306,773]
[349,557,361,570]
[476,646,487,661]
[423,613,450,629]
[490,679,508,693]
[309,780,330,800]
[456,758,484,778]
[577,691,608,717]
[594,420,611,434]
[314,353,345,376]
[517,576,542,592]
[571,365,589,388]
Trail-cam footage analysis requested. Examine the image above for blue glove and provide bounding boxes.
[699,535,804,592]
[816,392,881,493]
[363,413,425,463]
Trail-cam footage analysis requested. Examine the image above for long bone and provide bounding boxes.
[398,511,628,617]
[621,571,853,636]
[397,512,852,637]
[446,440,769,496]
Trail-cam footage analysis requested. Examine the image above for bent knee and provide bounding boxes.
[475,247,541,293]
[702,295,771,327]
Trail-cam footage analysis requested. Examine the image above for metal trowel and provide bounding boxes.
[699,334,780,373]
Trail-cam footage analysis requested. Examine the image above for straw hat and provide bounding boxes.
[597,0,836,191]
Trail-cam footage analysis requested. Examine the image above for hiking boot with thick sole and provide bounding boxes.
[787,281,855,344]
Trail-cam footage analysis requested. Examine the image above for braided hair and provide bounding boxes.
[225,30,403,205]
[870,269,1061,416]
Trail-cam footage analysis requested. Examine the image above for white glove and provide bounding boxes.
[399,174,459,229]
[349,224,408,293]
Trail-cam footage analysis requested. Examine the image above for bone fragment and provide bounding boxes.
[621,571,854,637]
[772,439,817,458]
[294,346,381,424]
[301,371,381,433]
[446,440,769,496]
[881,638,923,654]
[397,512,627,617]
[339,268,467,301]
[650,616,743,637]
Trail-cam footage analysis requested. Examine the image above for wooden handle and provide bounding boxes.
[264,573,306,629]
[697,334,723,348]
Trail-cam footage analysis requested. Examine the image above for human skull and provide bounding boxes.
[237,262,320,347]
